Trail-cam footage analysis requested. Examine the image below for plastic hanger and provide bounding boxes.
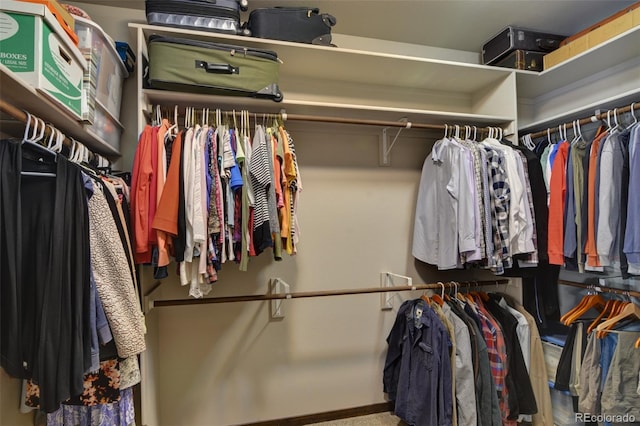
[609,108,621,132]
[20,112,57,177]
[627,102,638,130]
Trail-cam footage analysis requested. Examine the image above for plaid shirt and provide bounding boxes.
[483,145,512,274]
[474,297,515,425]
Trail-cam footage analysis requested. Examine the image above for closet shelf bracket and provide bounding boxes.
[380,272,413,310]
[380,118,411,166]
[269,277,291,319]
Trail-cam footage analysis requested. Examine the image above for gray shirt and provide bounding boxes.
[442,303,477,426]
[597,131,624,265]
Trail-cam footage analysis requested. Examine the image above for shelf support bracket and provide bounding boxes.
[380,118,410,166]
[380,272,413,310]
[269,277,291,319]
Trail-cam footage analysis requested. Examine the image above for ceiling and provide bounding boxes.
[75,0,637,53]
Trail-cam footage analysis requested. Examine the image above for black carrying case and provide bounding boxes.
[245,7,336,46]
[147,35,283,102]
[482,26,566,65]
[145,0,249,35]
[494,50,544,72]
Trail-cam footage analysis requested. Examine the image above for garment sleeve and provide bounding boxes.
[438,326,453,426]
[596,139,614,265]
[453,320,477,426]
[624,132,640,263]
[383,309,406,400]
[455,148,476,254]
[131,126,153,263]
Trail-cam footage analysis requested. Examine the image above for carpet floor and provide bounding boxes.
[306,412,406,426]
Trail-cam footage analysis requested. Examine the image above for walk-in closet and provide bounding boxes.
[1,1,639,425]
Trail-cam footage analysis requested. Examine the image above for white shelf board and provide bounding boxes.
[142,89,515,126]
[0,64,121,157]
[516,25,640,100]
[131,23,514,95]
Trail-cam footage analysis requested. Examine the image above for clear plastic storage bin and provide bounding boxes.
[83,100,123,151]
[74,15,128,120]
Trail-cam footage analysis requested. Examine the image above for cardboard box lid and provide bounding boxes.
[1,0,86,69]
[19,0,79,46]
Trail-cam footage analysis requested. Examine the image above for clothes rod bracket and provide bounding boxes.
[269,277,291,319]
[380,118,410,166]
[380,272,413,310]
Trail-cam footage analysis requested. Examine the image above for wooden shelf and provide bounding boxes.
[0,64,121,158]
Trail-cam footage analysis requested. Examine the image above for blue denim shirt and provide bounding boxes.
[384,299,453,426]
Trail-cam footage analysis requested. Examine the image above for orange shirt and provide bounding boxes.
[131,125,153,264]
[584,131,608,268]
[547,141,569,265]
[153,132,184,267]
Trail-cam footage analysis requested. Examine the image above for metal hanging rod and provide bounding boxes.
[559,279,640,299]
[527,101,638,139]
[280,113,503,132]
[148,104,507,133]
[0,99,108,165]
[152,278,510,308]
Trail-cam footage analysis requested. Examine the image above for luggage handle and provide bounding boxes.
[195,60,239,74]
[536,38,561,51]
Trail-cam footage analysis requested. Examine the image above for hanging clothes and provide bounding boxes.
[383,291,548,426]
[1,139,107,413]
[624,124,640,274]
[1,129,144,419]
[135,113,303,298]
[383,298,453,426]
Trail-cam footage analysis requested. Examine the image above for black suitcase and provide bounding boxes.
[245,7,336,46]
[494,50,544,72]
[147,35,283,101]
[145,0,249,35]
[482,26,566,65]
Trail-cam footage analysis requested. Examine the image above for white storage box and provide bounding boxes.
[74,15,128,120]
[0,1,86,119]
[83,100,123,151]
